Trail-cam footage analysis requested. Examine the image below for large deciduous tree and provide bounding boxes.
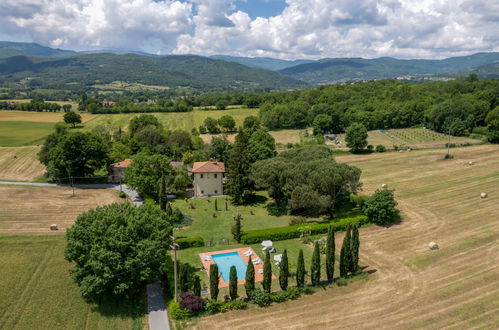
[65,203,173,301]
[63,111,82,128]
[363,189,399,225]
[246,129,276,163]
[345,123,368,153]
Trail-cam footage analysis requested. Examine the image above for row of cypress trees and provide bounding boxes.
[208,224,360,300]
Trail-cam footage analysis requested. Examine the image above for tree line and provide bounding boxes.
[0,99,72,112]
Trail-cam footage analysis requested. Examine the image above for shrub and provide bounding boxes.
[271,291,288,303]
[363,190,399,225]
[118,191,127,198]
[288,216,306,226]
[175,236,205,249]
[205,300,222,314]
[285,287,301,300]
[179,292,205,313]
[375,144,386,152]
[367,144,374,152]
[168,301,191,320]
[336,278,348,287]
[250,288,272,307]
[301,286,316,295]
[221,300,248,312]
[240,216,368,244]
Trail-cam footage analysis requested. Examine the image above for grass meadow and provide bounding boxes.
[0,146,45,181]
[0,235,146,330]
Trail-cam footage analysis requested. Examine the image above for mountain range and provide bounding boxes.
[0,41,498,91]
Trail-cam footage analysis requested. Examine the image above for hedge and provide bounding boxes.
[175,236,205,248]
[240,216,368,244]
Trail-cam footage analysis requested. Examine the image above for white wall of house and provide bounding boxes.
[193,172,223,197]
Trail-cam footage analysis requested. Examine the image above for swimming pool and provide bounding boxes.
[212,252,247,282]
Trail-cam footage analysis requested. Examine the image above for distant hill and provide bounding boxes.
[0,53,307,91]
[0,41,77,59]
[210,55,314,71]
[462,62,499,78]
[279,53,499,84]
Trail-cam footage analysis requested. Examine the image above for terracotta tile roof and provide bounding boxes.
[191,161,225,173]
[111,158,133,168]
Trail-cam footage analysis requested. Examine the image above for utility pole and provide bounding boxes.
[70,175,75,197]
[169,236,180,302]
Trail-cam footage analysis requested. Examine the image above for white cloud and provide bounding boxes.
[0,0,498,59]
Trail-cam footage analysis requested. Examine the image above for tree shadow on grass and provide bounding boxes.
[91,291,147,320]
[243,194,268,206]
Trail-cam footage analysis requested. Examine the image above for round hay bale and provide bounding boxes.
[407,148,412,152]
[381,184,388,189]
[480,192,488,198]
[428,242,439,250]
[50,224,58,231]
[468,161,474,166]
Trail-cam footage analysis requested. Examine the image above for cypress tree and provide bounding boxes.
[225,198,228,211]
[326,225,336,282]
[245,256,255,298]
[263,250,272,293]
[209,263,219,300]
[296,249,305,288]
[159,175,166,210]
[350,224,360,274]
[179,264,189,292]
[231,214,242,243]
[279,249,289,291]
[192,275,201,297]
[215,199,218,211]
[311,241,321,286]
[226,129,252,204]
[340,225,352,277]
[229,265,238,300]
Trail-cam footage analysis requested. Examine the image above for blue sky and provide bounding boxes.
[0,0,498,60]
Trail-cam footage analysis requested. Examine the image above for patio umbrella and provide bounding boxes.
[261,240,273,247]
[273,254,282,262]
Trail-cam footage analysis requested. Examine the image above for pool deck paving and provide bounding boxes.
[199,247,276,288]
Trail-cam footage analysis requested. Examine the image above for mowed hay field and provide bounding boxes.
[194,145,499,329]
[0,111,95,147]
[0,235,146,330]
[82,108,258,132]
[0,146,45,181]
[332,128,481,149]
[0,185,124,234]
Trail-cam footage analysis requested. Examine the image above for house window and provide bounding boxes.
[214,174,217,179]
[200,174,204,178]
[201,190,204,194]
[214,190,218,194]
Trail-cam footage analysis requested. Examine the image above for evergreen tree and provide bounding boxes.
[179,264,190,293]
[209,264,219,300]
[311,241,321,286]
[296,249,305,288]
[263,250,272,293]
[245,256,255,298]
[214,199,218,211]
[340,225,352,277]
[226,129,252,204]
[166,202,173,217]
[225,198,228,211]
[350,224,360,274]
[192,275,201,297]
[231,214,243,243]
[229,265,238,300]
[279,249,289,291]
[326,225,336,282]
[159,175,166,210]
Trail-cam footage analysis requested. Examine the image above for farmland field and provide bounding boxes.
[0,235,146,330]
[332,128,481,149]
[0,146,45,181]
[0,185,124,234]
[0,110,95,123]
[192,145,499,329]
[81,108,258,132]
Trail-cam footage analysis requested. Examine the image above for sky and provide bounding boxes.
[0,0,498,60]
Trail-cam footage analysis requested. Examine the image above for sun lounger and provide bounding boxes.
[203,256,211,261]
[258,269,264,274]
[243,249,253,256]
[252,258,261,265]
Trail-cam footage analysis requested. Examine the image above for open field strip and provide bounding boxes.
[0,110,95,123]
[0,185,124,234]
[0,146,45,181]
[81,108,258,132]
[193,145,499,329]
[0,235,146,330]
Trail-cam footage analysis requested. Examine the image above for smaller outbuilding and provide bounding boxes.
[108,158,132,183]
[192,161,225,197]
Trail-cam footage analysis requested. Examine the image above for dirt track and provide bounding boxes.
[194,145,499,329]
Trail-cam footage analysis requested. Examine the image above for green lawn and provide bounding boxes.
[172,194,320,243]
[0,235,146,330]
[0,121,55,147]
[82,108,258,132]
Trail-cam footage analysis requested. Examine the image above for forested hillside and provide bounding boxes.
[0,53,306,91]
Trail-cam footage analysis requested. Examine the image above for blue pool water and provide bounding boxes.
[212,252,247,282]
